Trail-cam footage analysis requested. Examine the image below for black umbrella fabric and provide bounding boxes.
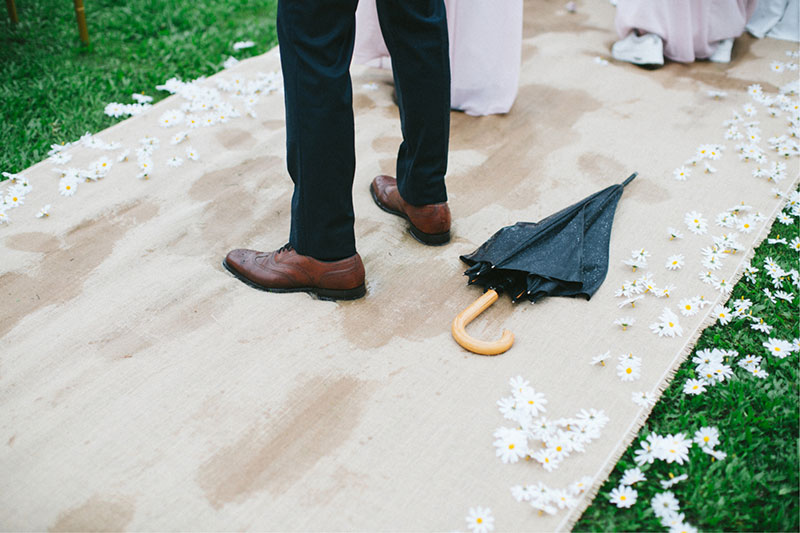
[452,172,637,355]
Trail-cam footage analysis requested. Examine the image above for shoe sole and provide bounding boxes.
[222,259,366,301]
[369,183,451,246]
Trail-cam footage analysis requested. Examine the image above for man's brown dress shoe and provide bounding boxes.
[223,244,366,301]
[370,175,451,245]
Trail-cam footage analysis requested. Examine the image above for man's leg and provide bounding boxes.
[278,0,359,260]
[223,0,366,301]
[375,0,450,206]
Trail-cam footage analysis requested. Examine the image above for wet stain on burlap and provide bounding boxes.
[0,200,158,338]
[49,495,135,532]
[197,376,371,509]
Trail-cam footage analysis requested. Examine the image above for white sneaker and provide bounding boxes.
[612,32,664,66]
[709,38,734,63]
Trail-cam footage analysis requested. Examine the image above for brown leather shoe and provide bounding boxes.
[222,244,366,301]
[370,175,451,245]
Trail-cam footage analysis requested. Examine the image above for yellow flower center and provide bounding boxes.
[704,436,709,442]
[620,495,626,501]
[685,305,691,310]
[626,368,632,374]
[669,322,674,327]
[477,518,483,524]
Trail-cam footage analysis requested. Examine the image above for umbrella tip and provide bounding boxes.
[622,172,638,186]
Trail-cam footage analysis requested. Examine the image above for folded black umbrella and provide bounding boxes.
[452,172,637,355]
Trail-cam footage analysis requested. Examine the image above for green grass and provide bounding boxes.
[1,0,278,177]
[575,205,800,532]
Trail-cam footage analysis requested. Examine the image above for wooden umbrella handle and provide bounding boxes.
[451,289,515,355]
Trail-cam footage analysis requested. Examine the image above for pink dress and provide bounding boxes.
[353,0,523,116]
[615,0,758,63]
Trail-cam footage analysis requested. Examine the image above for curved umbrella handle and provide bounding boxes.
[452,289,515,355]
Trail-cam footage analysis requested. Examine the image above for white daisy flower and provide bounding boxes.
[552,489,578,509]
[0,209,9,224]
[763,287,777,303]
[667,227,684,240]
[751,318,773,334]
[770,60,785,73]
[631,391,656,408]
[223,56,240,69]
[35,204,51,218]
[58,177,78,196]
[167,156,185,168]
[170,130,188,145]
[775,290,794,302]
[683,378,707,395]
[614,317,635,330]
[713,305,732,325]
[742,103,757,117]
[132,93,154,104]
[693,426,720,448]
[684,211,708,234]
[712,277,732,294]
[593,56,610,66]
[117,149,130,162]
[651,491,680,519]
[465,506,494,533]
[104,102,127,117]
[659,433,692,464]
[678,297,699,316]
[361,82,379,91]
[185,146,199,161]
[708,90,727,99]
[140,136,160,149]
[703,162,717,174]
[763,338,793,358]
[655,284,676,298]
[621,467,647,486]
[49,152,72,165]
[736,216,756,233]
[789,236,800,251]
[738,354,762,368]
[608,484,637,508]
[622,257,647,271]
[747,84,763,97]
[673,166,690,181]
[660,474,689,489]
[531,447,560,472]
[138,158,153,174]
[768,236,788,245]
[634,433,664,466]
[618,352,642,365]
[616,360,641,381]
[702,447,728,461]
[515,386,548,418]
[568,476,593,496]
[743,265,759,283]
[618,295,644,308]
[665,255,684,270]
[778,213,795,225]
[724,126,743,140]
[590,351,611,366]
[493,427,528,464]
[232,40,256,50]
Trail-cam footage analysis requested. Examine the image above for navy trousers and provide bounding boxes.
[278,0,451,260]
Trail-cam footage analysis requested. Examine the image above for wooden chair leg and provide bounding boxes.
[73,0,89,45]
[6,0,18,24]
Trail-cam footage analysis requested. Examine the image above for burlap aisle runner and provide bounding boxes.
[1,1,798,531]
